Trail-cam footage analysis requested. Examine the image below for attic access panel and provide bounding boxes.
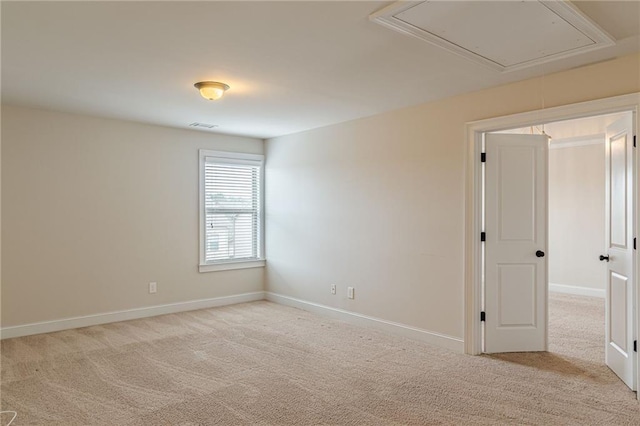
[370,1,615,72]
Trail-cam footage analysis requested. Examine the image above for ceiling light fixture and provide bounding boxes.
[194,81,230,101]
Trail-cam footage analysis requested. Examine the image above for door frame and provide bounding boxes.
[464,93,640,393]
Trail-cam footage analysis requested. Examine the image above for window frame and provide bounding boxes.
[198,149,265,273]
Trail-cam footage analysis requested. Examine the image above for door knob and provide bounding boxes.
[599,255,610,262]
[536,250,545,258]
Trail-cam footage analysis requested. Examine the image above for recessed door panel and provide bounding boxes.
[498,264,536,327]
[609,272,628,354]
[499,147,536,241]
[609,133,627,248]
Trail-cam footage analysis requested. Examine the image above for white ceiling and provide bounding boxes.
[2,1,639,139]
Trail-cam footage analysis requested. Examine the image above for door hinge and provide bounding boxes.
[481,152,486,162]
[481,232,486,242]
[480,311,486,322]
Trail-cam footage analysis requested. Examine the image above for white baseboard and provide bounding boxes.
[2,291,465,353]
[0,291,266,340]
[265,292,464,353]
[549,283,605,298]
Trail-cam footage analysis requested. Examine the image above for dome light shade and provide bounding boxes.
[194,81,230,101]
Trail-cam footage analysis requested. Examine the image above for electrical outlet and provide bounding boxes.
[149,282,157,294]
[331,284,336,295]
[347,287,354,299]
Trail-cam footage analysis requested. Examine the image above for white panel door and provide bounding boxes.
[604,115,636,390]
[484,133,548,353]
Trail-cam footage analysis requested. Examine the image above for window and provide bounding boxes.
[199,150,265,272]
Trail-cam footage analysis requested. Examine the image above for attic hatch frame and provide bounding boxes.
[464,92,640,400]
[369,0,615,73]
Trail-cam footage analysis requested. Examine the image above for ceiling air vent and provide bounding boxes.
[370,0,615,73]
[189,122,219,129]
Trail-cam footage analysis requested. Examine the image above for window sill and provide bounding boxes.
[199,259,266,273]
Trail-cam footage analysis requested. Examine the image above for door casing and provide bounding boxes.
[464,93,640,397]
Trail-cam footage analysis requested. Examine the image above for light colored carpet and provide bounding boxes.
[1,293,638,425]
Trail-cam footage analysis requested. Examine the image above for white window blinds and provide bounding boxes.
[201,153,263,265]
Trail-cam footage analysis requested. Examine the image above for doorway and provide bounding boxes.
[464,93,640,397]
[493,112,629,369]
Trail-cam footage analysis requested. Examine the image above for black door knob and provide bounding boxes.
[599,255,610,262]
[536,250,545,258]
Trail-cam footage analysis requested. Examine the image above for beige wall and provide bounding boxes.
[549,143,606,291]
[2,105,264,327]
[265,53,640,339]
[0,136,2,331]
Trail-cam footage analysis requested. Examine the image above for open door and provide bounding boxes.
[603,115,637,390]
[484,133,549,353]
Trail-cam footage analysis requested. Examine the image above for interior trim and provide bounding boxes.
[550,283,606,299]
[0,291,266,340]
[549,135,604,149]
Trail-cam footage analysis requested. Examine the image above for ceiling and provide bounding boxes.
[2,1,639,139]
